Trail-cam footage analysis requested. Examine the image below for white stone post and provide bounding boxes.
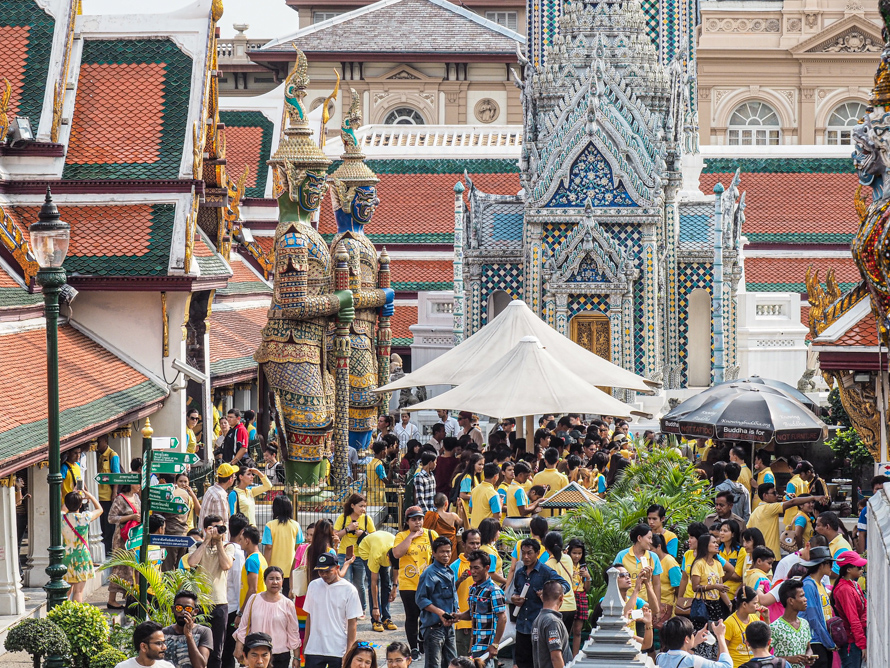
[234,383,252,412]
[112,427,133,472]
[84,441,106,564]
[24,461,51,588]
[0,475,25,614]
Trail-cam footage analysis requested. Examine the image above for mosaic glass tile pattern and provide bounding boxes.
[63,39,192,180]
[677,262,713,387]
[492,212,524,241]
[545,143,638,208]
[568,293,610,318]
[480,263,523,323]
[220,111,275,198]
[0,0,55,133]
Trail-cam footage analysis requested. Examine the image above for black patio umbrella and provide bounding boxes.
[675,388,827,444]
[716,375,819,413]
[660,384,745,435]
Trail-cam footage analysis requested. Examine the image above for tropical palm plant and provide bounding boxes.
[100,549,214,625]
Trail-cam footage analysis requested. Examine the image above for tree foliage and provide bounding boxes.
[46,601,109,668]
[561,445,713,601]
[824,388,874,472]
[101,548,214,626]
[4,618,70,668]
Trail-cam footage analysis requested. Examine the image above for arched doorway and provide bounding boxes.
[488,290,512,320]
[687,288,711,387]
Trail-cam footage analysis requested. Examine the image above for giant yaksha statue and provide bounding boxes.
[254,50,354,485]
[329,90,395,450]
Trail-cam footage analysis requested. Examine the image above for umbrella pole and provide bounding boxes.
[525,415,535,453]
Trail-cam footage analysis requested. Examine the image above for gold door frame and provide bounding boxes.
[570,312,611,394]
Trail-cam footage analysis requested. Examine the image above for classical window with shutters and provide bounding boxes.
[727,101,780,146]
[826,101,867,145]
[312,11,340,23]
[485,11,518,30]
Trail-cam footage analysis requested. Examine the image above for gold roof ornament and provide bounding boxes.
[268,47,333,192]
[873,0,890,106]
[330,89,379,214]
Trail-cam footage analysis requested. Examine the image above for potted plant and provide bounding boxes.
[4,618,70,668]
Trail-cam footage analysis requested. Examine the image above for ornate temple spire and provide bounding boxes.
[268,46,332,200]
[330,89,379,215]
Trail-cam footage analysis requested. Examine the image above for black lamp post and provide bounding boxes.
[30,188,70,642]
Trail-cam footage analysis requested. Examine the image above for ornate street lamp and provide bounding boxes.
[30,188,71,636]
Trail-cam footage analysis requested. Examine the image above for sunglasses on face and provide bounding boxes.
[174,604,196,613]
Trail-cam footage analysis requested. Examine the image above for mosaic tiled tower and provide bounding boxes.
[462,0,742,392]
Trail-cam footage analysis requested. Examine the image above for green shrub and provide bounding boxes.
[4,618,70,668]
[106,619,134,657]
[46,601,110,668]
[89,646,128,668]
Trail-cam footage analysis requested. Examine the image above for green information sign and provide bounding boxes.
[152,451,199,466]
[95,473,141,485]
[126,525,144,550]
[149,461,187,475]
[148,487,173,502]
[150,500,190,514]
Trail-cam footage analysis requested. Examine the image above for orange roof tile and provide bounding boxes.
[225,125,263,189]
[745,256,862,292]
[833,309,880,347]
[700,173,859,243]
[254,235,275,258]
[0,325,166,469]
[0,264,20,288]
[0,26,29,120]
[66,62,165,165]
[218,256,271,296]
[390,259,454,290]
[391,303,417,345]
[209,307,268,377]
[319,173,521,238]
[193,235,215,257]
[9,203,175,276]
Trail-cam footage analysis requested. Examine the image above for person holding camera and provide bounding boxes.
[416,537,459,668]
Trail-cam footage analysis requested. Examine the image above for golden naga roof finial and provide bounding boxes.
[284,46,310,125]
[318,70,340,148]
[0,79,11,143]
[340,88,362,153]
[871,0,890,105]
[211,0,224,24]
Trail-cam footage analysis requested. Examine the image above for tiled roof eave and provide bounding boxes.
[210,355,258,385]
[0,379,167,477]
[0,179,205,195]
[66,274,231,292]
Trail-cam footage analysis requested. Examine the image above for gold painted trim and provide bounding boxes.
[162,291,169,357]
[37,460,50,469]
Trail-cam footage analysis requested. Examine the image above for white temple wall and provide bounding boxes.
[737,292,809,387]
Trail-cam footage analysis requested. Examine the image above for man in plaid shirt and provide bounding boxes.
[455,550,506,664]
[414,451,438,512]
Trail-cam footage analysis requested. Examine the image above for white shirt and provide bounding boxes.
[115,658,176,668]
[303,577,363,657]
[226,542,245,613]
[441,417,460,437]
[393,422,420,449]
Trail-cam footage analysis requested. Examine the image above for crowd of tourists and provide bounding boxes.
[54,410,881,668]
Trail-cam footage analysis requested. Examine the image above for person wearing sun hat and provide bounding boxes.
[303,553,363,668]
[198,462,238,529]
[798,546,836,668]
[832,551,867,668]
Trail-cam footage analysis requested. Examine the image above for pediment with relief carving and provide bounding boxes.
[365,65,438,83]
[791,15,882,55]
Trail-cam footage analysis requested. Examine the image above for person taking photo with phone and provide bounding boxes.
[162,590,213,668]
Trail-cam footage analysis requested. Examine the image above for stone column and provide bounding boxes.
[234,383,253,412]
[221,387,234,413]
[84,441,106,564]
[112,427,133,472]
[0,475,25,614]
[24,462,51,588]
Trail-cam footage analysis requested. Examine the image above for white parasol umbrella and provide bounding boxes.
[377,300,655,394]
[403,336,635,418]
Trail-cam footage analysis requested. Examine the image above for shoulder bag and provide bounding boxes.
[64,514,89,548]
[119,494,139,541]
[292,543,310,598]
[690,589,708,624]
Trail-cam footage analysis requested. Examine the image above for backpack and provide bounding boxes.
[828,582,853,647]
[739,658,789,668]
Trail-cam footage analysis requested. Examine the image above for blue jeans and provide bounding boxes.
[423,624,456,668]
[839,643,862,668]
[338,554,367,611]
[368,565,392,621]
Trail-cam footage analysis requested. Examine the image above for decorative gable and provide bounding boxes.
[545,143,638,208]
[790,16,882,55]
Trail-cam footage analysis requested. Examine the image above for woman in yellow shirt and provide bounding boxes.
[261,495,304,596]
[716,519,747,597]
[334,492,376,613]
[690,534,731,660]
[723,586,761,667]
[543,531,577,629]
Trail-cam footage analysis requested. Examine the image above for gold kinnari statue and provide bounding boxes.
[254,48,354,485]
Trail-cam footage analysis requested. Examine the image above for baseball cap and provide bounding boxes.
[799,546,833,567]
[315,553,338,570]
[217,463,237,478]
[835,551,867,568]
[243,633,273,651]
[405,505,425,519]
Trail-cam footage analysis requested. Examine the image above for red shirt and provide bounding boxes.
[832,577,867,649]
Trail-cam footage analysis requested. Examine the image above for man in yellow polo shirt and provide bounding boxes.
[751,450,775,510]
[506,462,542,518]
[748,483,826,558]
[359,529,397,632]
[729,446,753,495]
[366,441,388,505]
[533,448,569,518]
[784,460,815,526]
[469,463,502,528]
